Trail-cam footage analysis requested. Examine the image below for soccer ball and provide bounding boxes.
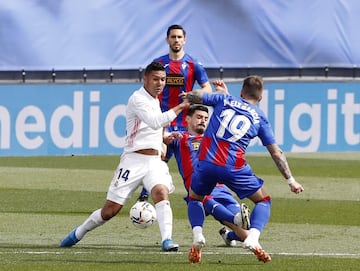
[129,201,157,229]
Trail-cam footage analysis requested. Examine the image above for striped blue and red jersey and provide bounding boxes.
[167,132,203,191]
[154,53,209,129]
[199,93,276,169]
[168,130,237,206]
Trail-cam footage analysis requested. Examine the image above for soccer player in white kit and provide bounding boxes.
[60,62,190,251]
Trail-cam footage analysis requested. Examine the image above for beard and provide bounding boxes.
[195,126,206,134]
[170,45,181,53]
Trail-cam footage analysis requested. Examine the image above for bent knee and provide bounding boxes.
[255,195,272,204]
[101,201,122,220]
[151,184,169,203]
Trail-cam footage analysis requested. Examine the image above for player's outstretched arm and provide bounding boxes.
[266,144,304,194]
[163,132,182,145]
[288,181,304,194]
[184,89,204,104]
[171,99,191,116]
[212,80,229,94]
[197,81,212,93]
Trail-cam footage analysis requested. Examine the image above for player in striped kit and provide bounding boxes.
[185,76,304,263]
[163,104,251,248]
[154,24,212,132]
[137,24,212,202]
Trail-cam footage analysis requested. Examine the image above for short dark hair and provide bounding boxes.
[241,75,264,100]
[167,24,186,37]
[187,104,208,116]
[144,61,165,75]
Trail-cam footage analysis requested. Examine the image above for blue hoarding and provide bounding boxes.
[0,82,359,156]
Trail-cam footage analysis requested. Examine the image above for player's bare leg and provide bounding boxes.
[222,221,249,241]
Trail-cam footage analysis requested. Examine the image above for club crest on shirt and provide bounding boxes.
[192,141,201,151]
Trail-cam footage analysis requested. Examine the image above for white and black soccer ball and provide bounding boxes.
[129,201,157,229]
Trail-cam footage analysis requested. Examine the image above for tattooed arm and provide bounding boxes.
[266,144,304,194]
[184,89,204,104]
[266,144,292,179]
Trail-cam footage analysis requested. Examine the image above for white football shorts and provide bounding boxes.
[106,152,175,205]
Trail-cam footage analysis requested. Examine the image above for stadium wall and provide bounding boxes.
[0,81,359,156]
[1,1,360,71]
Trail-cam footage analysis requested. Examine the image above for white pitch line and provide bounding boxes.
[0,250,359,258]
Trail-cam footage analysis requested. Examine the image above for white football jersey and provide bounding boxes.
[124,87,176,154]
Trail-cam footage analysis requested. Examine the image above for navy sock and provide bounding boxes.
[187,200,205,227]
[204,198,235,224]
[227,231,241,241]
[250,199,271,231]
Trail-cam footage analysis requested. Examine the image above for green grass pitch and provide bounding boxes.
[0,153,359,271]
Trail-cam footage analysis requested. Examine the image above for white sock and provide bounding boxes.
[193,226,203,236]
[75,209,106,240]
[155,200,173,242]
[192,226,205,244]
[248,228,261,242]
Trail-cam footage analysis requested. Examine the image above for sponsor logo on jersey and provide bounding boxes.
[166,74,184,86]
